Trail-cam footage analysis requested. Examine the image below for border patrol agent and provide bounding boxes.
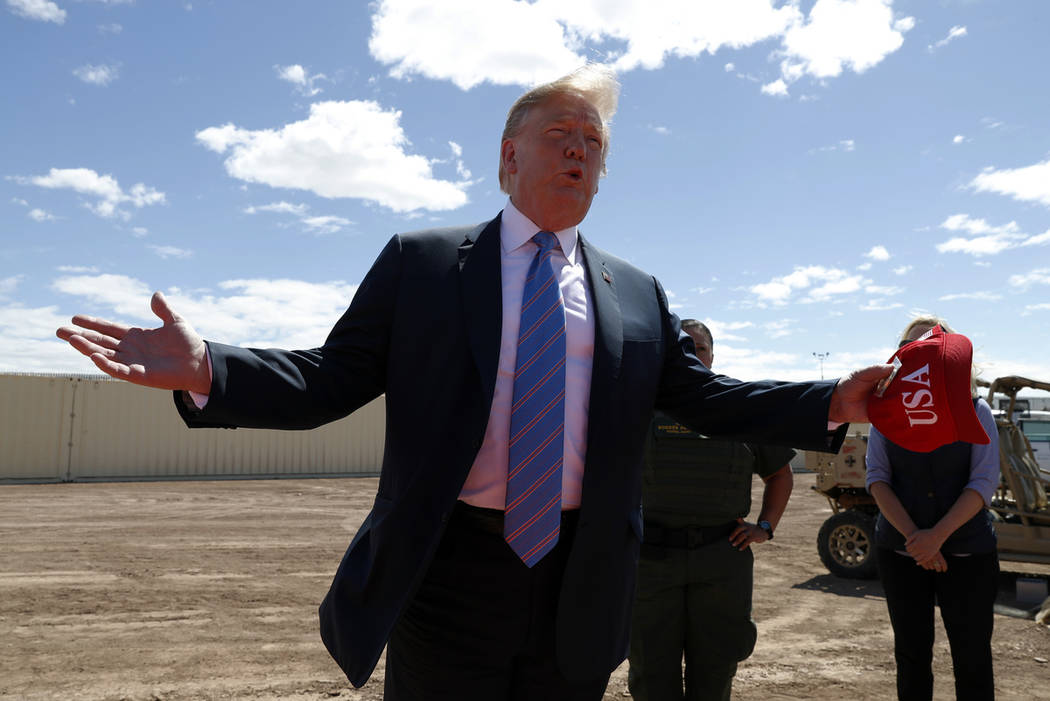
[628,320,796,701]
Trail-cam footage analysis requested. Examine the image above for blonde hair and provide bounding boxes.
[900,315,955,344]
[899,314,979,397]
[498,63,620,193]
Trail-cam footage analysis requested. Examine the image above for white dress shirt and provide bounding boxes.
[192,199,596,509]
[457,199,595,510]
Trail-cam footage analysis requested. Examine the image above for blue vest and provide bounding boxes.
[875,435,996,554]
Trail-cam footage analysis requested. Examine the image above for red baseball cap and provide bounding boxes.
[867,326,989,452]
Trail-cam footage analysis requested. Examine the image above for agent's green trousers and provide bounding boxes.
[628,538,757,701]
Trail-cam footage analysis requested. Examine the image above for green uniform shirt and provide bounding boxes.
[642,412,796,529]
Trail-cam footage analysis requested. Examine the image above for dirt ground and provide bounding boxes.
[1,473,1047,701]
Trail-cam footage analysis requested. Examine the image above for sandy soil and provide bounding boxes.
[1,474,1047,700]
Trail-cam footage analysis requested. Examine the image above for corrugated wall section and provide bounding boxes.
[1,375,76,480]
[1,374,385,482]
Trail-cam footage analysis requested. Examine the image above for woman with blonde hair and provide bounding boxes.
[865,315,1000,700]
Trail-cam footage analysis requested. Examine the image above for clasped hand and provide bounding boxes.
[906,529,948,572]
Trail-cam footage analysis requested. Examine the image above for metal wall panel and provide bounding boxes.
[1,374,385,482]
[0,375,75,480]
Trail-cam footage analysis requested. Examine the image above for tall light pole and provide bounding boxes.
[813,351,830,380]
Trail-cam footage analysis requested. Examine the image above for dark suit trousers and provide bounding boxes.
[384,502,609,701]
[876,548,998,701]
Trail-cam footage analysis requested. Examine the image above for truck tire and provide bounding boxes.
[817,510,878,579]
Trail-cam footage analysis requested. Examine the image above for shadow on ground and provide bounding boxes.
[793,570,1048,620]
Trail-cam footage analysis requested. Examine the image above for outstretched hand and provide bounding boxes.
[56,291,211,394]
[827,364,895,424]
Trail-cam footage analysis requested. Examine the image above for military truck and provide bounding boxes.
[810,375,1050,579]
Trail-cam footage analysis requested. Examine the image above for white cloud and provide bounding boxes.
[131,226,148,237]
[710,344,806,382]
[6,0,66,23]
[52,274,153,318]
[761,79,789,97]
[301,215,352,235]
[777,0,913,83]
[196,101,471,213]
[149,245,193,260]
[969,159,1050,208]
[699,318,754,344]
[952,134,966,144]
[12,198,29,206]
[11,167,165,220]
[0,304,95,373]
[864,245,890,261]
[245,200,353,235]
[98,22,122,33]
[28,208,56,221]
[51,274,360,351]
[73,63,120,86]
[368,0,905,94]
[763,319,795,339]
[940,213,1018,236]
[860,299,903,311]
[865,284,903,295]
[750,265,868,306]
[938,291,1002,301]
[936,213,1050,257]
[370,0,585,89]
[892,264,912,276]
[0,275,22,298]
[275,64,327,97]
[1009,268,1050,289]
[437,141,472,180]
[56,265,99,273]
[245,201,309,216]
[815,139,855,153]
[928,25,967,52]
[650,125,671,135]
[857,262,872,271]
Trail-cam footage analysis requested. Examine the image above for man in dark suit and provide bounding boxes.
[57,65,889,699]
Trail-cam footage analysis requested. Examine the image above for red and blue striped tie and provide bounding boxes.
[505,231,566,567]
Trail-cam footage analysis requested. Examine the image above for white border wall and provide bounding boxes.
[1,374,385,482]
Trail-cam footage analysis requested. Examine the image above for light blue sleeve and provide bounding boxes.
[966,399,1000,506]
[865,424,892,492]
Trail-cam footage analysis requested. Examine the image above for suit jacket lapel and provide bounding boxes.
[459,214,504,408]
[579,233,622,381]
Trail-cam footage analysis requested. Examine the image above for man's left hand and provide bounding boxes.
[828,364,895,424]
[729,520,769,551]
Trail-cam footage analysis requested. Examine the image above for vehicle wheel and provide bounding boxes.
[817,510,878,579]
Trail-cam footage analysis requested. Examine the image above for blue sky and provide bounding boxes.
[3,0,1049,398]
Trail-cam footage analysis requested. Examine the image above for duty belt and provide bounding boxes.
[642,521,737,549]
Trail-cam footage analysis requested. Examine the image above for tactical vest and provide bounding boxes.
[642,412,793,529]
[874,434,997,554]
